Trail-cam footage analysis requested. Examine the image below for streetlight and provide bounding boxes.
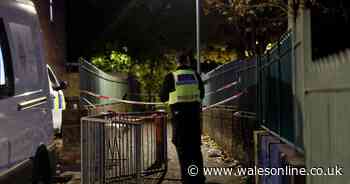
[196,0,201,73]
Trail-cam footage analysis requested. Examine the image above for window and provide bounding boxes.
[0,45,5,85]
[0,19,14,98]
[47,66,59,88]
[9,22,39,90]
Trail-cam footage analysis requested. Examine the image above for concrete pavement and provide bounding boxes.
[162,124,243,184]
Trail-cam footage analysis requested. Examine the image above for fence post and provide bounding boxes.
[256,56,261,126]
[135,124,143,184]
[162,112,168,167]
[100,123,105,184]
[278,39,282,135]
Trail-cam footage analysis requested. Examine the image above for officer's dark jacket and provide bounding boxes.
[159,65,205,105]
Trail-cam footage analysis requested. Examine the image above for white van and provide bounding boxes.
[0,0,61,183]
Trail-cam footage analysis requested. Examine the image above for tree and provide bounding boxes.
[203,0,288,57]
[132,57,176,102]
[91,49,177,102]
[91,51,132,73]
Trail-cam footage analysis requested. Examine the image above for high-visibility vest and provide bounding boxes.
[54,91,66,111]
[168,69,201,105]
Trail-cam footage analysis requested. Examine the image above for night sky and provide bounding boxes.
[67,0,199,61]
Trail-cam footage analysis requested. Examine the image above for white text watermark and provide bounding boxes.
[188,165,343,177]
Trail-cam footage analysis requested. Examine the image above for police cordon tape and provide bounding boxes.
[204,80,239,96]
[202,91,244,111]
[80,90,165,105]
[110,80,239,98]
[80,90,246,112]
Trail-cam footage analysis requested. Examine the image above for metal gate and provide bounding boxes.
[81,111,167,184]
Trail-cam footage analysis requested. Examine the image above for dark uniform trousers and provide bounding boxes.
[171,102,205,184]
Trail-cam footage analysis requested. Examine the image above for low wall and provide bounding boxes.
[202,107,256,167]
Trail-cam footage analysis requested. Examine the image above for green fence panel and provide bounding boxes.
[258,32,296,145]
[79,59,129,105]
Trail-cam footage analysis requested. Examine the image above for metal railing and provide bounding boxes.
[79,58,129,105]
[203,58,257,108]
[81,111,167,184]
[257,31,296,145]
[84,102,131,117]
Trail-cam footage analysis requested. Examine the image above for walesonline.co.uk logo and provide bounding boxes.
[188,165,344,177]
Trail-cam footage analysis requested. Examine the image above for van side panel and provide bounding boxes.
[0,0,53,177]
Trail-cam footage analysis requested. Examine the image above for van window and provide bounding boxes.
[0,45,5,85]
[9,22,39,90]
[0,19,14,98]
[47,67,59,87]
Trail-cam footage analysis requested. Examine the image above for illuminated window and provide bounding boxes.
[0,45,5,85]
[0,18,14,98]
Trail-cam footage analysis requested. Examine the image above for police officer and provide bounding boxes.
[160,53,205,184]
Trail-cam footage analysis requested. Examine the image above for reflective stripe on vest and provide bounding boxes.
[168,69,201,105]
[54,92,66,111]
